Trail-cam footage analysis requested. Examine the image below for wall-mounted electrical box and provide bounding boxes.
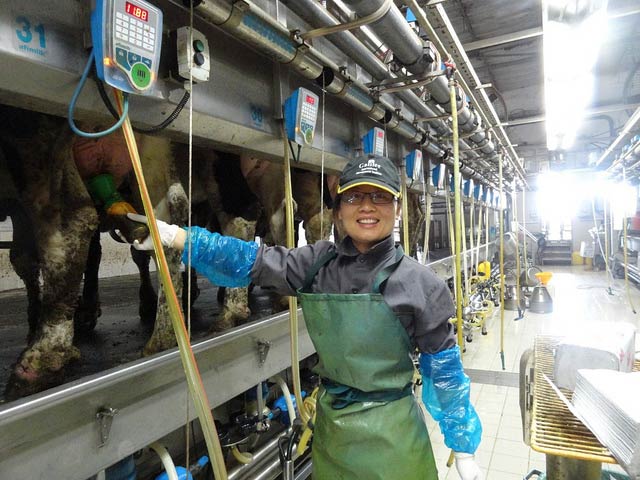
[463,178,474,198]
[175,26,210,83]
[405,150,423,182]
[432,163,446,189]
[362,127,385,156]
[474,183,483,202]
[482,187,491,204]
[284,87,319,146]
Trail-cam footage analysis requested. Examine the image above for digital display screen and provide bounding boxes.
[305,95,315,105]
[125,1,148,21]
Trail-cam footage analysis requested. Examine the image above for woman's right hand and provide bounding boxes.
[126,213,182,250]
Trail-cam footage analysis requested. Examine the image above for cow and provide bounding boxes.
[0,105,188,399]
[0,106,99,399]
[1,103,334,399]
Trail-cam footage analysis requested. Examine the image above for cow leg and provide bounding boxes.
[132,247,157,325]
[302,208,333,243]
[143,248,182,356]
[74,229,101,334]
[6,153,98,399]
[142,181,188,355]
[6,200,41,343]
[212,216,255,332]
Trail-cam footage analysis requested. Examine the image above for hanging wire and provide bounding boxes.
[185,1,195,471]
[603,193,613,294]
[469,193,475,276]
[522,187,528,269]
[622,165,637,314]
[498,155,506,371]
[320,74,326,238]
[383,119,388,157]
[421,165,430,264]
[513,182,524,321]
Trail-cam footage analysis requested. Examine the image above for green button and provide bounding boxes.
[304,128,314,144]
[193,39,205,53]
[130,62,151,90]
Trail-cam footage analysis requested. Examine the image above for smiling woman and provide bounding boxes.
[336,184,400,253]
[127,154,484,480]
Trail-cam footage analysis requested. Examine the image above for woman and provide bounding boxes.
[129,155,483,479]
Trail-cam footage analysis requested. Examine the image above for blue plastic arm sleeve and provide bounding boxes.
[419,346,482,453]
[182,226,259,288]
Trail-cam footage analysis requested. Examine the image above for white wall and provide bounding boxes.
[0,229,145,292]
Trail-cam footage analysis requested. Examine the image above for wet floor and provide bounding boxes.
[0,273,278,400]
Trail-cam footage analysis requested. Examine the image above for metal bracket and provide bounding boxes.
[256,340,271,367]
[96,407,119,448]
[225,1,251,29]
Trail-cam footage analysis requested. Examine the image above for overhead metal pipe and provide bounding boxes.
[283,0,487,162]
[341,0,434,74]
[339,0,495,156]
[599,106,640,167]
[186,0,427,143]
[282,0,449,134]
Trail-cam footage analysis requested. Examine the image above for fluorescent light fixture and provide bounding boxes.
[543,0,608,150]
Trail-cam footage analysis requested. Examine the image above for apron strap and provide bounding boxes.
[372,246,405,294]
[323,378,414,410]
[300,248,338,292]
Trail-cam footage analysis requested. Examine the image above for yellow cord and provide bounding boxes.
[401,164,410,254]
[280,123,311,426]
[296,387,319,456]
[113,90,228,480]
[450,78,463,353]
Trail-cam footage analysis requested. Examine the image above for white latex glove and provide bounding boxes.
[454,453,483,480]
[127,213,180,250]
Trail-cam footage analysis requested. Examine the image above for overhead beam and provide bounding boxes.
[502,102,640,127]
[463,5,640,52]
[463,27,542,52]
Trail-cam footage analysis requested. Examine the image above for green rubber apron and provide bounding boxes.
[298,246,437,480]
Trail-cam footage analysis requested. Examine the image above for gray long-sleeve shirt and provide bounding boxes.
[251,235,456,354]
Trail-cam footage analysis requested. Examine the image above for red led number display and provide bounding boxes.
[125,1,148,21]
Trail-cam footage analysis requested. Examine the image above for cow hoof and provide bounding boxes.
[139,302,157,326]
[74,299,101,334]
[272,296,289,313]
[4,346,81,401]
[210,306,250,334]
[142,335,176,357]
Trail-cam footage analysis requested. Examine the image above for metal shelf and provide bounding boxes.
[0,310,314,480]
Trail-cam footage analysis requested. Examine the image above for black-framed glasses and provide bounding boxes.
[341,191,396,205]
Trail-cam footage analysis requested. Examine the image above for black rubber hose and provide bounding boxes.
[94,68,190,134]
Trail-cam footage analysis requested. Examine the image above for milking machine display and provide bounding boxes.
[0,0,594,479]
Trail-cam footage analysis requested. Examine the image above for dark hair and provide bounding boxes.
[332,194,344,241]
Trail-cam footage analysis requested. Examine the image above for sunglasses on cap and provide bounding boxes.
[340,191,396,205]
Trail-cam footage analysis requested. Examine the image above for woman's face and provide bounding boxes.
[337,185,400,253]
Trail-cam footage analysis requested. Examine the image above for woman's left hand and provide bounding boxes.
[454,452,483,480]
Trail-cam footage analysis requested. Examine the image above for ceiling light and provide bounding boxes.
[543,0,608,151]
